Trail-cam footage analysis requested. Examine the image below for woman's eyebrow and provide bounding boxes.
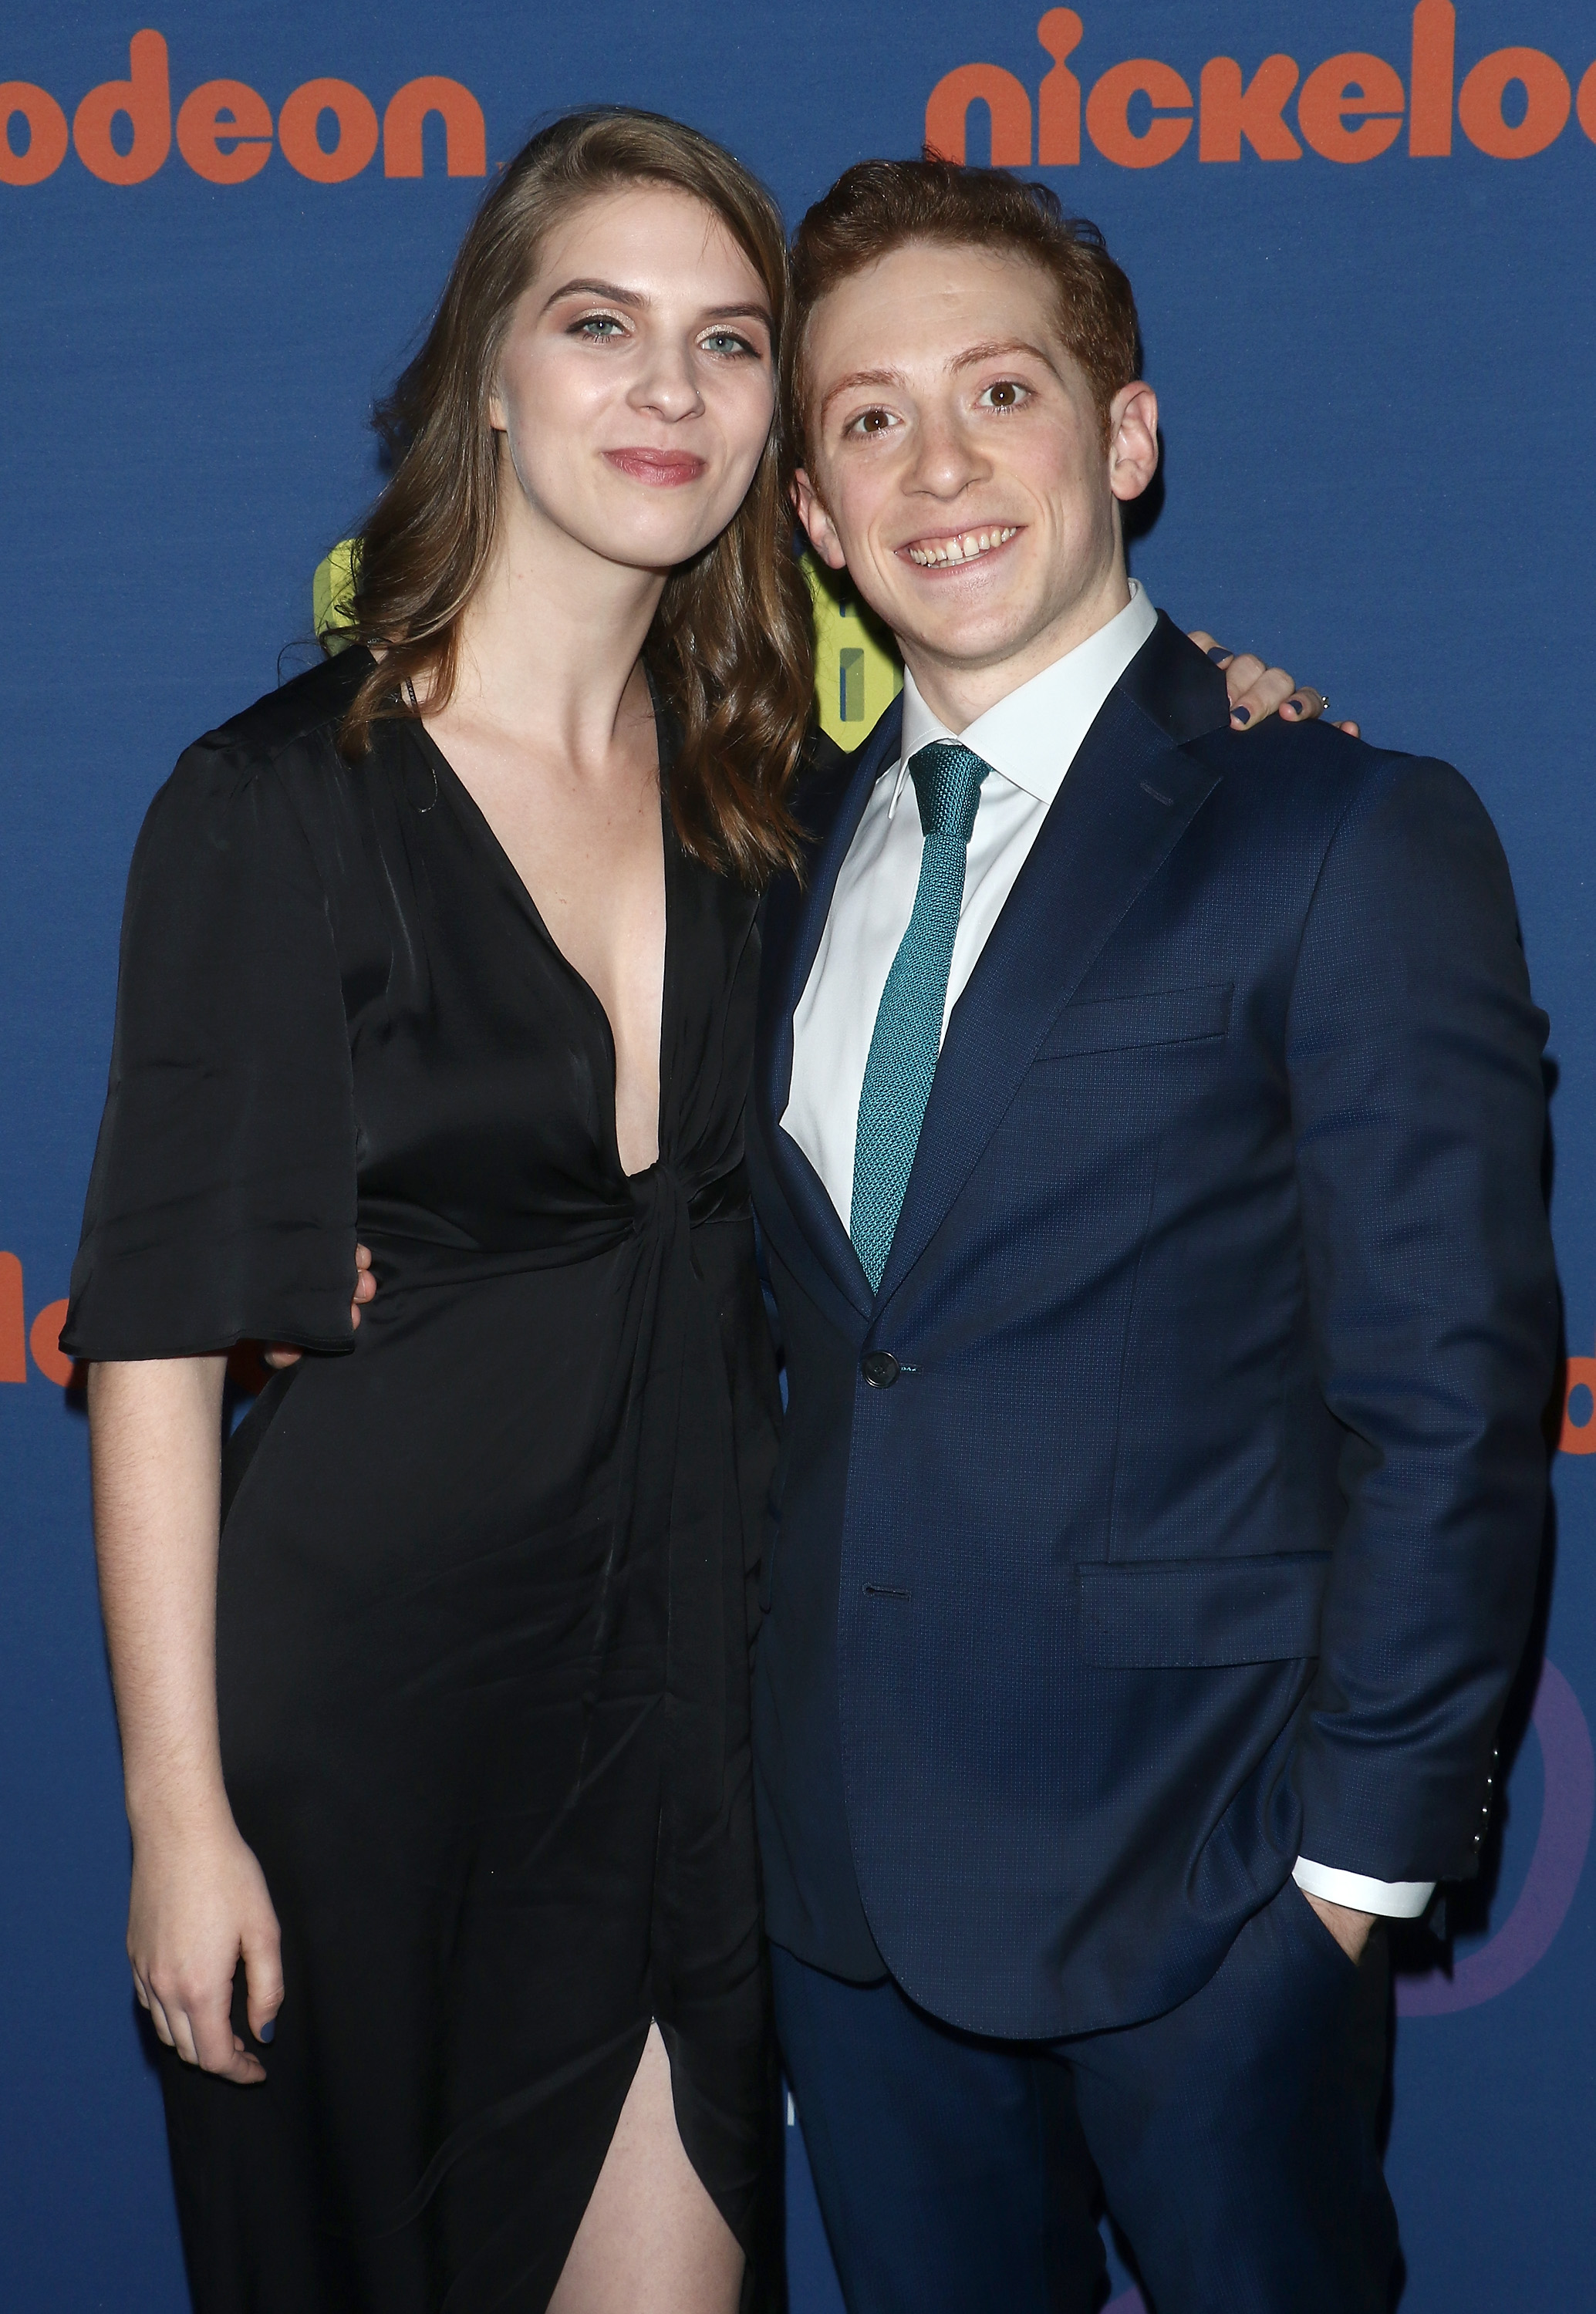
[541,276,645,311]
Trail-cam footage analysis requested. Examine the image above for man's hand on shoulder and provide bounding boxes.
[1303,1891,1376,1964]
[1186,632,1361,738]
[262,1243,374,1371]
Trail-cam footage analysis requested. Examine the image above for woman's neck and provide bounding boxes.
[444,498,667,766]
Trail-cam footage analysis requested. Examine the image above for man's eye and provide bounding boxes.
[980,379,1027,410]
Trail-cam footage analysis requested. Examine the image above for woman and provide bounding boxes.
[64,108,1330,2314]
[66,109,803,2314]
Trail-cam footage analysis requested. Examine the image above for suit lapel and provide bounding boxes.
[757,700,906,1317]
[876,616,1231,1307]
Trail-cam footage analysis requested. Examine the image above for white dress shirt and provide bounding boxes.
[781,580,1432,1922]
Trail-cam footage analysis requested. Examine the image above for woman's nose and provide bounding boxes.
[629,340,705,423]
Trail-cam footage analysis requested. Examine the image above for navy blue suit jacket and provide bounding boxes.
[747,613,1557,2040]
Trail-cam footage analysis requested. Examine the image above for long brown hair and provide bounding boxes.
[334,109,811,885]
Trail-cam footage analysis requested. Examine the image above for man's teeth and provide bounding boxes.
[906,527,1018,568]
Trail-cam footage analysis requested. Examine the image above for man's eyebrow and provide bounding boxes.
[539,281,772,332]
[818,367,906,422]
[950,338,1059,374]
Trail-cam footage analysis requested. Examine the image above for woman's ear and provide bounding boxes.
[792,467,847,572]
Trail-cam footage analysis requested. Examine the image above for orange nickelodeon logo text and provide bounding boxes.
[0,29,485,188]
[0,1253,72,1386]
[928,3,1596,169]
[1561,1340,1596,1456]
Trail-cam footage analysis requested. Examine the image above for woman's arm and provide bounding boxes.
[88,1358,283,2083]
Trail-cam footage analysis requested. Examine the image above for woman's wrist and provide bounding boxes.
[125,1767,234,1847]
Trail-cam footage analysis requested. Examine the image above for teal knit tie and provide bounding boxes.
[850,741,992,1293]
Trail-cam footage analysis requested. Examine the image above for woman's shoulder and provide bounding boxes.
[150,648,379,848]
[181,647,372,787]
[137,650,375,896]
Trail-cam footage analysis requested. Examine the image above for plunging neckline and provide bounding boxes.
[405,712,672,1183]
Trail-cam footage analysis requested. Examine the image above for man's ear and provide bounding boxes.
[791,467,848,572]
[1107,382,1159,505]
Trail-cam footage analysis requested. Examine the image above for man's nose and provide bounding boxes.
[906,410,990,498]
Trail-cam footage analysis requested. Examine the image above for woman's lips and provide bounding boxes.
[602,448,707,486]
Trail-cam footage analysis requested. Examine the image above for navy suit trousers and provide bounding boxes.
[772,1879,1399,2314]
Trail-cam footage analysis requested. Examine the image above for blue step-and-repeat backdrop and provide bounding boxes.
[3,5,1592,2307]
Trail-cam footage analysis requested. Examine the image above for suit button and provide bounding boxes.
[861,1351,901,1388]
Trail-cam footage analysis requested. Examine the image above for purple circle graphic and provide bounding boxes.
[1396,1658,1594,2017]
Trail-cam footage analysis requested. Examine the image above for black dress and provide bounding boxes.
[62,650,783,2312]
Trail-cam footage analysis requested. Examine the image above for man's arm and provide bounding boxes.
[1284,752,1557,1920]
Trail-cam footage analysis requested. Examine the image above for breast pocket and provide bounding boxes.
[1032,983,1233,1063]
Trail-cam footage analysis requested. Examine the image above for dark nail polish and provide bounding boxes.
[1231,705,1251,725]
[258,2019,275,2044]
[1207,646,1232,664]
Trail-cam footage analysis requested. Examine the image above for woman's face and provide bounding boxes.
[488,184,776,578]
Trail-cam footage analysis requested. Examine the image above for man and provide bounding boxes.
[746,159,1555,2313]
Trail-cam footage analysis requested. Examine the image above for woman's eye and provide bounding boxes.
[574,314,626,340]
[701,330,757,357]
[980,379,1028,411]
[849,407,896,437]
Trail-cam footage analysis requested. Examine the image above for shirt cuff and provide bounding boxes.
[1293,1857,1436,1919]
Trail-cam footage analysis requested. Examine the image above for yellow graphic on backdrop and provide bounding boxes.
[801,554,904,751]
[313,538,360,646]
[311,541,904,752]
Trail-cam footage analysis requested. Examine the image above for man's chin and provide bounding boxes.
[894,604,1048,680]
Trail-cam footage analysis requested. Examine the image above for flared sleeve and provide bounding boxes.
[62,737,358,1360]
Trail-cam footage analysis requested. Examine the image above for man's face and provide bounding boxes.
[793,241,1157,716]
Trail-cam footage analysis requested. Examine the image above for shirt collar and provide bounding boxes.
[890,578,1159,812]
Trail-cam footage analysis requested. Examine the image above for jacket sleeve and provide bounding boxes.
[1284,752,1557,1884]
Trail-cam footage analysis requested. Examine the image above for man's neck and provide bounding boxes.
[899,560,1132,736]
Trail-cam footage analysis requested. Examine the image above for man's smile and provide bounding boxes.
[901,525,1021,570]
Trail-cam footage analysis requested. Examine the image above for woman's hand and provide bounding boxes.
[1186,631,1361,737]
[129,1807,283,2081]
[263,1242,374,1371]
